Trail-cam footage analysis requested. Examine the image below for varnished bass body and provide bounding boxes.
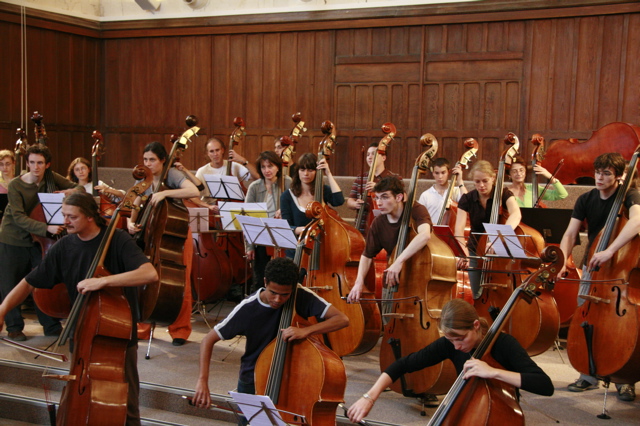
[379,134,458,396]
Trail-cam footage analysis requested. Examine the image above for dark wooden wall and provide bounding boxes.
[0,2,639,179]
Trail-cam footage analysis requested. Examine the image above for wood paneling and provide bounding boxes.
[0,4,639,181]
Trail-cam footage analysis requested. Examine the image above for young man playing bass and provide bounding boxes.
[559,152,640,401]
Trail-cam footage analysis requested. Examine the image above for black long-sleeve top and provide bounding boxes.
[384,333,554,396]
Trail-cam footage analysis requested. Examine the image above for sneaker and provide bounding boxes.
[568,379,596,392]
[616,384,636,402]
[7,331,27,342]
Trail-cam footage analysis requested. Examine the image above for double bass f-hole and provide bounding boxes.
[612,286,627,317]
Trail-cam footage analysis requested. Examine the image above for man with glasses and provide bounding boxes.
[558,152,640,401]
[347,176,432,302]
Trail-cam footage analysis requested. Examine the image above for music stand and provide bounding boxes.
[235,215,297,251]
[520,207,576,245]
[187,207,209,233]
[229,391,305,426]
[219,201,268,231]
[481,223,530,259]
[204,174,245,201]
[38,193,65,225]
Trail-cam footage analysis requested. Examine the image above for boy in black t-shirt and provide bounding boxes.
[559,152,640,402]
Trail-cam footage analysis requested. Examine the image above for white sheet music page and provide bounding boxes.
[38,193,65,225]
[262,218,297,249]
[228,391,287,426]
[203,174,245,200]
[482,223,527,259]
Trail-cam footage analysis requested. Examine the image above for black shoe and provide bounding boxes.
[420,394,439,407]
[568,379,596,392]
[172,338,186,346]
[617,384,636,402]
[44,328,62,337]
[7,331,27,342]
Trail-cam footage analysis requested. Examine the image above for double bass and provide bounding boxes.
[529,134,581,327]
[28,114,72,319]
[54,166,153,425]
[542,122,640,185]
[428,246,563,425]
[302,121,379,357]
[218,117,252,288]
[474,133,556,356]
[379,133,458,396]
[255,212,346,425]
[567,143,640,385]
[435,139,478,305]
[90,131,119,221]
[135,118,199,324]
[354,122,396,236]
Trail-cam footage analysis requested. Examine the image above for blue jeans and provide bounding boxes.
[236,380,255,426]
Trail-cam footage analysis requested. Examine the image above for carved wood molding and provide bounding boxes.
[0,1,639,38]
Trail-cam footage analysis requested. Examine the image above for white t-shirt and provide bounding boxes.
[418,185,462,223]
[195,161,251,197]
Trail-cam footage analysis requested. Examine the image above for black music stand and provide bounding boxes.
[520,208,576,245]
[204,174,245,201]
[38,193,65,225]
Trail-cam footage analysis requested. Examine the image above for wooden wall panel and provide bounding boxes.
[1,6,640,181]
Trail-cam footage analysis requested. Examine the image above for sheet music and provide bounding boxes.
[235,215,297,249]
[229,392,287,426]
[262,218,297,249]
[38,193,65,225]
[219,201,268,231]
[482,223,527,259]
[204,174,245,201]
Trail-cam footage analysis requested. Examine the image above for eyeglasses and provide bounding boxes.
[595,170,614,177]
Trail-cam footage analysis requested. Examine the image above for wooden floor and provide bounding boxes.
[0,300,638,425]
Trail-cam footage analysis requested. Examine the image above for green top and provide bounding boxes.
[0,172,79,247]
[515,181,568,208]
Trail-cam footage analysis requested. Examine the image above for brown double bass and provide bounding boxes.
[54,165,153,425]
[90,131,120,221]
[567,143,640,385]
[379,133,459,397]
[528,134,581,327]
[354,122,396,236]
[302,121,380,357]
[474,133,557,356]
[135,117,199,324]
[428,246,563,426]
[542,122,640,184]
[255,214,346,426]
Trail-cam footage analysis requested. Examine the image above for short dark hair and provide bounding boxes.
[143,141,168,161]
[63,191,107,227]
[594,153,626,177]
[432,157,451,169]
[26,144,52,164]
[374,175,404,196]
[264,257,299,287]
